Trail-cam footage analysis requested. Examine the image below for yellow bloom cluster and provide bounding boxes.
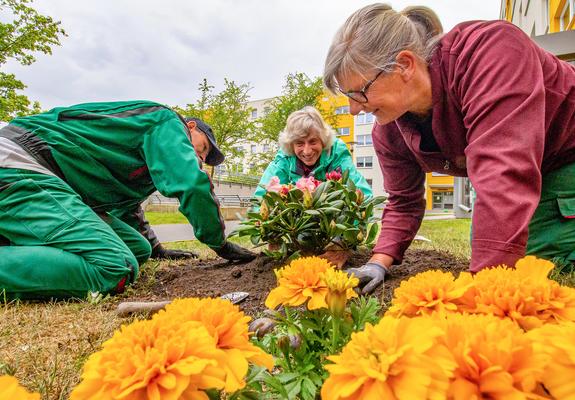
[527,322,575,400]
[265,256,358,312]
[458,256,575,330]
[71,297,273,400]
[322,316,455,399]
[387,256,575,330]
[158,298,274,392]
[322,313,552,400]
[0,375,40,400]
[323,268,359,316]
[323,255,575,399]
[387,270,472,318]
[440,313,545,400]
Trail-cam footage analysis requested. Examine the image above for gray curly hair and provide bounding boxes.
[324,3,443,92]
[278,106,336,155]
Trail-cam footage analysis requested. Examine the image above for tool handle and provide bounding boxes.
[116,300,171,317]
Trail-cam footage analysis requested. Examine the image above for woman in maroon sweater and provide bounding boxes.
[325,4,575,294]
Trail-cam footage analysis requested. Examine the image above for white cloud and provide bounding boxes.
[4,0,502,109]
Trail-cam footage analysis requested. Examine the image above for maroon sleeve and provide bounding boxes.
[454,22,546,271]
[372,123,426,264]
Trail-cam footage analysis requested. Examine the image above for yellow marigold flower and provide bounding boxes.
[70,317,225,400]
[322,316,456,400]
[0,376,40,400]
[157,297,274,393]
[323,268,359,316]
[386,270,472,318]
[527,322,575,400]
[440,313,545,400]
[458,256,575,330]
[265,256,331,310]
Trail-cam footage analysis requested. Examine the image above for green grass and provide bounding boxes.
[413,219,472,260]
[144,211,188,225]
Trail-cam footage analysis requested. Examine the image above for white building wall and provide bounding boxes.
[353,113,386,198]
[505,0,549,35]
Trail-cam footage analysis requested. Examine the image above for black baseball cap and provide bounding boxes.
[184,117,225,166]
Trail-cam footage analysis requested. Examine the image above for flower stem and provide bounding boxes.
[331,315,341,352]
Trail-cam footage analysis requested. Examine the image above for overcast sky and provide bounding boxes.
[5,0,502,110]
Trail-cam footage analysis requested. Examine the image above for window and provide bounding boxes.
[356,156,373,168]
[335,106,350,115]
[215,164,226,174]
[356,112,374,125]
[251,145,257,153]
[263,144,270,152]
[336,127,350,136]
[263,106,271,115]
[251,109,257,119]
[356,134,373,146]
[432,191,454,210]
[233,145,243,153]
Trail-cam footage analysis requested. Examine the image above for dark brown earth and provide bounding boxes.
[122,249,469,316]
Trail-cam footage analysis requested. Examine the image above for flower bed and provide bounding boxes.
[5,255,574,399]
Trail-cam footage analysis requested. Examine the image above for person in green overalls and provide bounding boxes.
[0,100,256,300]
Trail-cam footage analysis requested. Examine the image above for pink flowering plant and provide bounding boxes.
[232,170,385,260]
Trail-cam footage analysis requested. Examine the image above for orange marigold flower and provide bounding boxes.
[386,269,472,318]
[70,317,225,400]
[322,268,359,316]
[0,376,40,400]
[156,297,274,393]
[265,256,331,310]
[527,322,575,400]
[458,256,575,330]
[321,316,456,400]
[440,313,545,400]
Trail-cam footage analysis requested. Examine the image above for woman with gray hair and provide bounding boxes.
[253,106,372,198]
[325,3,575,294]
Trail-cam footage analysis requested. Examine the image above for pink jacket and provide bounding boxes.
[373,20,575,272]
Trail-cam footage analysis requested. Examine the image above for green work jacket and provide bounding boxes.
[4,100,225,248]
[254,138,373,198]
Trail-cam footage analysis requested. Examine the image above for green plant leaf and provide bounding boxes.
[365,222,380,245]
[301,377,317,400]
[304,209,321,216]
[343,228,360,242]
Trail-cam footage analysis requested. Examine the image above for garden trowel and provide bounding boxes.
[116,291,249,317]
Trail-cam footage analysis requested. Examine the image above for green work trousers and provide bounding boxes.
[526,162,575,265]
[0,168,151,300]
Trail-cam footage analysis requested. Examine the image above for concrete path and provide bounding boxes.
[152,213,458,243]
[152,221,241,243]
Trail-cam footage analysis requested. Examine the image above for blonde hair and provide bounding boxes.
[323,3,443,92]
[278,106,336,155]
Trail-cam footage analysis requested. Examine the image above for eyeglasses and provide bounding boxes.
[338,69,385,104]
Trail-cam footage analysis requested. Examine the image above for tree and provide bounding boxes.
[255,72,338,169]
[176,78,256,173]
[0,0,66,121]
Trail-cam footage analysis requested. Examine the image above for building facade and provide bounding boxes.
[501,0,575,62]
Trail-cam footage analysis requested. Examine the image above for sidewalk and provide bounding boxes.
[152,221,241,243]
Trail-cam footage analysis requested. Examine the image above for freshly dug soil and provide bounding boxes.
[123,248,469,316]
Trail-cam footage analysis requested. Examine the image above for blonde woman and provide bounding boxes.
[254,106,372,198]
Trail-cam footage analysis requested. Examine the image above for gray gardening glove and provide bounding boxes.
[345,261,388,295]
[151,244,198,260]
[212,240,257,262]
